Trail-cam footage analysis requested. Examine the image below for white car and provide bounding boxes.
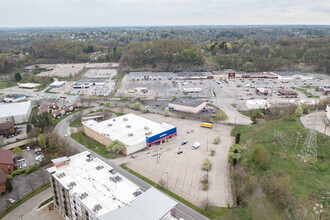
[19,163,28,169]
[7,198,16,204]
[17,157,25,162]
[27,146,30,151]
[35,155,44,162]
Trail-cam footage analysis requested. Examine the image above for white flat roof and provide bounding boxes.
[83,113,174,148]
[19,83,40,88]
[0,101,31,117]
[50,81,65,86]
[47,151,141,217]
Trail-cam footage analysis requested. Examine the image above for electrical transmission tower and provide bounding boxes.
[300,129,317,162]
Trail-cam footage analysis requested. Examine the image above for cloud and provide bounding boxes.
[0,0,329,27]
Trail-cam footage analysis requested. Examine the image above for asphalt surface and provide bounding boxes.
[54,106,209,220]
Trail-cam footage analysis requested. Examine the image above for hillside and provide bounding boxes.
[120,39,205,71]
[229,115,330,219]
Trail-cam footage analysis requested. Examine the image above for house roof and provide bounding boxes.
[0,121,14,130]
[0,169,6,184]
[0,149,14,165]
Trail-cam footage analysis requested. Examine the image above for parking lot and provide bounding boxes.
[0,124,27,146]
[113,112,234,207]
[118,76,213,98]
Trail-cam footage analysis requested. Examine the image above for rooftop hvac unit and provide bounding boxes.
[147,131,152,135]
[133,190,142,197]
[128,133,133,136]
[145,133,148,135]
[123,117,128,121]
[107,123,112,126]
[79,192,88,199]
[86,158,94,162]
[126,125,131,128]
[57,172,66,178]
[144,126,149,130]
[113,119,116,121]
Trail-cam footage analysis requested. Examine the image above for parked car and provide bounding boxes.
[35,155,44,162]
[17,157,25,162]
[177,150,183,154]
[181,141,188,145]
[19,163,28,169]
[192,142,200,149]
[27,146,30,151]
[36,151,43,155]
[156,104,160,107]
[7,198,16,204]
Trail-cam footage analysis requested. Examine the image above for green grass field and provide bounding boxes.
[0,81,16,89]
[69,116,82,127]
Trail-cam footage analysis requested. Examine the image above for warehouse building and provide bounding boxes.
[0,101,32,124]
[50,81,65,88]
[169,98,207,114]
[83,113,177,155]
[176,72,213,80]
[246,100,270,109]
[47,151,178,220]
[18,83,40,89]
[4,94,26,103]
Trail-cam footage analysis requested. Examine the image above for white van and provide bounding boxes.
[192,142,200,149]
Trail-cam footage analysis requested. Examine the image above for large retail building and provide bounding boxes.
[83,113,177,155]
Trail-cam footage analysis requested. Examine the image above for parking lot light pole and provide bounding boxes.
[166,171,169,192]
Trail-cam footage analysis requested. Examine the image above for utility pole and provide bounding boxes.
[295,131,301,150]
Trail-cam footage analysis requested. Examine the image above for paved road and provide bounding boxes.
[3,188,53,220]
[54,107,209,220]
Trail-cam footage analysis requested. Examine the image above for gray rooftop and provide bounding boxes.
[272,71,311,76]
[176,72,212,77]
[76,78,108,83]
[170,98,206,107]
[98,187,177,220]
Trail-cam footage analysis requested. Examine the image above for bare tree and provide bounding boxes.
[200,199,210,210]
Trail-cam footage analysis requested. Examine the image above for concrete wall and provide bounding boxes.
[168,102,206,114]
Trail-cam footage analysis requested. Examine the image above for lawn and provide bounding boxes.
[70,116,82,127]
[71,131,117,159]
[232,115,330,219]
[38,197,53,208]
[112,72,124,97]
[0,80,16,89]
[0,183,51,219]
[296,87,319,98]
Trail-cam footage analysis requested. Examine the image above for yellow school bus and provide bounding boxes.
[201,123,213,129]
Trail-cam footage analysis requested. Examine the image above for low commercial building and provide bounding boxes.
[169,98,207,114]
[50,81,65,88]
[82,113,105,122]
[83,113,177,155]
[0,170,6,193]
[176,72,213,80]
[0,101,32,124]
[127,72,175,82]
[18,83,40,89]
[4,94,26,103]
[0,121,15,136]
[246,100,270,109]
[272,71,313,80]
[0,149,15,175]
[47,151,178,220]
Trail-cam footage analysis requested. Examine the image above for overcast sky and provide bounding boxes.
[1,0,329,27]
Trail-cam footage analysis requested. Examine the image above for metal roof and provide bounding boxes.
[0,101,31,118]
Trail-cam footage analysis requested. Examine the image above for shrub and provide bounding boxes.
[228,144,244,165]
[10,168,28,177]
[252,144,270,170]
[202,158,211,171]
[5,179,12,192]
[25,165,38,174]
[164,107,170,117]
[213,136,220,144]
[235,133,241,144]
[106,140,125,154]
[132,102,142,110]
[6,174,13,181]
[266,176,291,209]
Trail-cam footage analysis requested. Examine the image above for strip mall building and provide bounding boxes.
[82,113,177,155]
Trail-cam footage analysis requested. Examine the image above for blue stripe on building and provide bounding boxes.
[146,127,177,146]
